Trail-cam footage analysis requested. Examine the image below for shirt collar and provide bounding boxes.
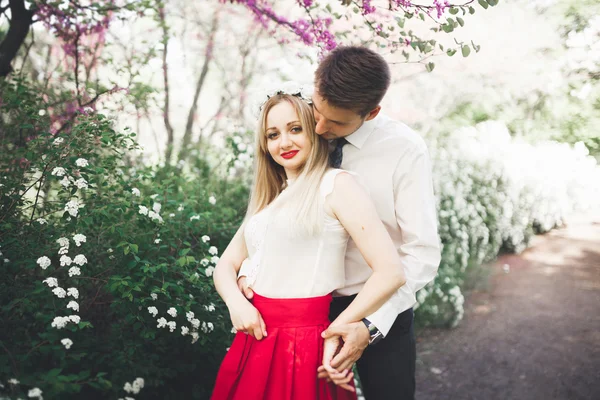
[344,114,380,149]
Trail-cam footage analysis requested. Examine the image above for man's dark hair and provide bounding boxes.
[315,46,391,117]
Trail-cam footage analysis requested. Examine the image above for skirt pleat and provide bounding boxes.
[211,293,357,400]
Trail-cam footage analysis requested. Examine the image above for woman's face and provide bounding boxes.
[265,101,312,179]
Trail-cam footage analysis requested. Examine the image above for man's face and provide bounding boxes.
[311,90,366,140]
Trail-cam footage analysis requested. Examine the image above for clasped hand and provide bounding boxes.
[236,277,369,392]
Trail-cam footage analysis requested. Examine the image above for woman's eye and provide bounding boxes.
[291,126,302,133]
[267,132,278,139]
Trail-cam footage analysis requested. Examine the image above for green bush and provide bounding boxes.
[0,79,249,399]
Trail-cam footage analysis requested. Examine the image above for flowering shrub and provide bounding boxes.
[415,120,600,327]
[0,79,249,399]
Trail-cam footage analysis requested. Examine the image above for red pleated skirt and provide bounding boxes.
[211,293,357,400]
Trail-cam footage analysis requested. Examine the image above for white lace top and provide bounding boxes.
[242,169,353,298]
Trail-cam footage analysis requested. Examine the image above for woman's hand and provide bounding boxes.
[321,335,355,392]
[227,297,268,340]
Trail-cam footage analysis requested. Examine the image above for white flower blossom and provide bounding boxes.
[148,210,164,223]
[152,202,161,213]
[131,188,141,196]
[191,331,199,344]
[8,378,19,385]
[205,266,215,277]
[56,237,69,247]
[138,205,149,215]
[157,317,167,328]
[177,204,184,212]
[58,247,69,255]
[38,109,46,116]
[28,387,43,398]
[61,338,73,349]
[75,158,89,167]
[69,315,80,324]
[154,239,161,244]
[73,234,86,246]
[189,215,200,221]
[53,137,64,145]
[150,293,158,300]
[148,306,158,317]
[200,258,209,267]
[64,199,84,217]
[68,267,81,277]
[208,196,216,205]
[37,256,51,270]
[210,256,219,264]
[67,287,79,299]
[52,287,67,298]
[208,246,218,255]
[124,382,133,393]
[186,311,195,322]
[191,318,200,329]
[36,218,48,224]
[51,167,66,177]
[73,254,87,266]
[59,176,72,188]
[181,326,189,335]
[167,307,177,318]
[59,255,72,266]
[43,277,58,288]
[167,321,176,332]
[74,178,88,189]
[204,303,216,312]
[150,194,159,199]
[51,316,70,329]
[67,301,79,312]
[202,321,214,333]
[201,235,210,243]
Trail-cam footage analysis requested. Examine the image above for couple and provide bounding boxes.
[211,46,441,400]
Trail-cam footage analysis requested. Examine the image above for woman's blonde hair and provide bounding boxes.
[246,94,330,236]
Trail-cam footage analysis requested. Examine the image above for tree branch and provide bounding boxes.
[158,5,175,164]
[178,5,221,161]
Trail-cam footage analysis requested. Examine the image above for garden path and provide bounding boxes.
[415,213,600,400]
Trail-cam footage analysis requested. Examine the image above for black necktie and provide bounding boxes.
[329,138,348,168]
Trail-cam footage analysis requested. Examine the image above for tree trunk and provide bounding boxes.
[0,0,34,77]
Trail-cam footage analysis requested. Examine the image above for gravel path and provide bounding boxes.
[415,215,600,400]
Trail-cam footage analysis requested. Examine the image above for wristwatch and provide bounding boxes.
[361,318,383,345]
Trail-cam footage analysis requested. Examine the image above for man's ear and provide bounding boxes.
[365,106,381,121]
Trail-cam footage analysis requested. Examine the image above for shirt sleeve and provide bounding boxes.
[366,143,441,337]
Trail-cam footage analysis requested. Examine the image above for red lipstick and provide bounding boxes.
[281,150,299,159]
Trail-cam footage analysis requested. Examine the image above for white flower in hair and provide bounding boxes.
[249,81,314,119]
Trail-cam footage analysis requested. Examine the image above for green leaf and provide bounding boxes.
[462,45,471,57]
[441,23,454,33]
[457,17,465,27]
[179,248,191,256]
[478,0,489,9]
[130,243,138,254]
[469,6,475,14]
[487,0,498,5]
[446,49,457,57]
[426,62,435,72]
[449,7,459,15]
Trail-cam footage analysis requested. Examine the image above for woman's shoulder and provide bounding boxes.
[319,168,362,199]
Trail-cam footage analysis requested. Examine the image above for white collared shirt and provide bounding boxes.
[339,113,441,336]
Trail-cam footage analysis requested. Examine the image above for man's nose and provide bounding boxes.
[315,118,327,135]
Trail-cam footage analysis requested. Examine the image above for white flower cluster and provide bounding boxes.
[121,377,144,398]
[418,120,600,326]
[138,202,164,224]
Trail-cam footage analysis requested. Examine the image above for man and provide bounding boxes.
[240,46,441,399]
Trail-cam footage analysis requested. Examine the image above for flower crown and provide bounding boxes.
[251,82,314,115]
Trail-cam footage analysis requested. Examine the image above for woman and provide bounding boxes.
[211,92,406,399]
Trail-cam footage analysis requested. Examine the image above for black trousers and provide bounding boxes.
[329,295,416,400]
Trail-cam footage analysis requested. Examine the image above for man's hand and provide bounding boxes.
[321,335,355,392]
[237,276,254,300]
[321,321,370,373]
